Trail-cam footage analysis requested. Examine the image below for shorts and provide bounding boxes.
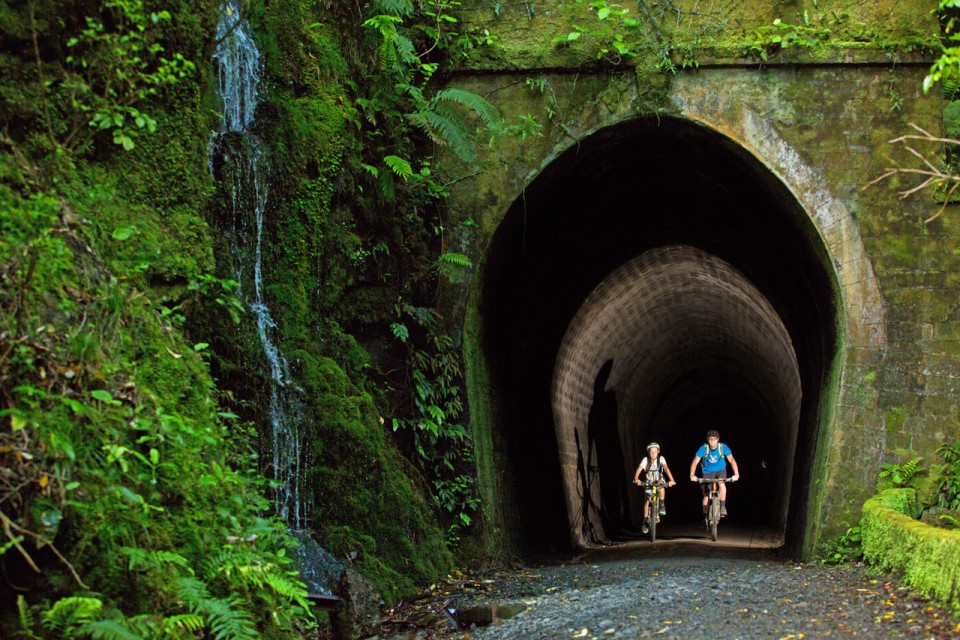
[701,470,727,495]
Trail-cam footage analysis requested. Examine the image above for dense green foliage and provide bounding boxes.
[0,0,513,634]
[0,0,326,636]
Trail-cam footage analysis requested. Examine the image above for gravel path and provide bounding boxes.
[383,544,960,639]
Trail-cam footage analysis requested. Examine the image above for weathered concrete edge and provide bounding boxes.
[860,488,960,612]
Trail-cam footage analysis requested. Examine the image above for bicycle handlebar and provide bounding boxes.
[695,477,736,483]
[636,479,666,485]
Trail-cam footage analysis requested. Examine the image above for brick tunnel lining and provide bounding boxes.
[553,246,801,544]
[477,116,839,555]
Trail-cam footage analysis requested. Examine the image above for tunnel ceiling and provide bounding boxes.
[553,246,802,536]
[554,245,801,451]
[479,116,839,551]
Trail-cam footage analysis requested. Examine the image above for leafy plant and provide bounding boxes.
[878,456,925,489]
[360,10,503,173]
[553,0,642,64]
[935,440,960,510]
[391,303,480,545]
[4,0,195,188]
[820,525,862,565]
[744,18,831,62]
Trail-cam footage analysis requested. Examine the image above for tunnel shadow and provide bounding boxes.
[583,360,629,541]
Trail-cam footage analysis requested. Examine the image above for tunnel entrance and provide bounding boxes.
[474,115,840,556]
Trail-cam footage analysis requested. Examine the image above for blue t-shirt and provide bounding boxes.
[697,443,731,474]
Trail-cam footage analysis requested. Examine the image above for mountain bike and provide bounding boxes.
[640,479,666,543]
[697,477,731,541]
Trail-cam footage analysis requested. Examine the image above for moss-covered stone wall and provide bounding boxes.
[862,488,960,612]
[439,0,958,557]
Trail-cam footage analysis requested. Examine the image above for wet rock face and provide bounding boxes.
[333,567,382,639]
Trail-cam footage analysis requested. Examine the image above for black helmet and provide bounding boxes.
[706,429,720,438]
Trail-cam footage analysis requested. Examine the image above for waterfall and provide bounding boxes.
[209,0,306,530]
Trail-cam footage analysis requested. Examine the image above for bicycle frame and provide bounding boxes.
[697,477,727,541]
[640,480,665,543]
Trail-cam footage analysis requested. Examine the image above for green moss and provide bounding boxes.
[862,489,960,612]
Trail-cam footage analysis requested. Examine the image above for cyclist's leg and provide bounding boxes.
[658,487,666,515]
[713,470,729,515]
[702,472,720,513]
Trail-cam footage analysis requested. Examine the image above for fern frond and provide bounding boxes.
[176,576,213,605]
[202,596,258,640]
[162,614,205,634]
[81,619,141,640]
[384,155,413,181]
[17,595,37,637]
[122,546,191,573]
[438,252,473,269]
[263,571,313,612]
[362,14,403,37]
[177,577,258,640]
[432,88,501,128]
[42,597,103,634]
[370,0,414,16]
[393,32,418,68]
[407,109,475,163]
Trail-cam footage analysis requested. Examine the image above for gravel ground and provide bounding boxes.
[380,544,960,640]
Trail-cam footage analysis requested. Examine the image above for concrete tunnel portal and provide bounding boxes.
[474,116,840,555]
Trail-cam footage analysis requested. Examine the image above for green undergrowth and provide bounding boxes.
[0,183,313,637]
[0,0,325,636]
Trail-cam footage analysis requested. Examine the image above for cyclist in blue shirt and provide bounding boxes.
[689,429,740,517]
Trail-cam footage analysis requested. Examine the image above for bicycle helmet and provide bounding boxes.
[646,442,660,451]
[706,429,720,438]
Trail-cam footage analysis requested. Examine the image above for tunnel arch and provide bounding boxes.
[471,114,849,556]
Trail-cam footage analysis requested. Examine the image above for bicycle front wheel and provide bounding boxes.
[710,498,719,541]
[649,502,657,543]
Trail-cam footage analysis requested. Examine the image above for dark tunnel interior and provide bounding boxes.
[477,116,840,555]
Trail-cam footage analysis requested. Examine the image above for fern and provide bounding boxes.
[403,88,503,163]
[437,252,473,283]
[438,252,472,268]
[407,108,475,162]
[385,155,414,180]
[432,88,501,128]
[364,15,417,79]
[17,595,40,640]
[878,456,924,487]
[42,597,103,634]
[176,577,259,640]
[121,546,191,572]
[161,614,205,634]
[371,0,415,18]
[81,619,142,640]
[263,571,313,613]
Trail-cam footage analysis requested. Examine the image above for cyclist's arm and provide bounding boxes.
[633,459,647,484]
[689,456,701,481]
[727,453,740,481]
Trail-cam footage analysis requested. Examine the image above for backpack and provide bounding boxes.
[700,443,726,471]
[704,442,726,458]
[643,456,663,481]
